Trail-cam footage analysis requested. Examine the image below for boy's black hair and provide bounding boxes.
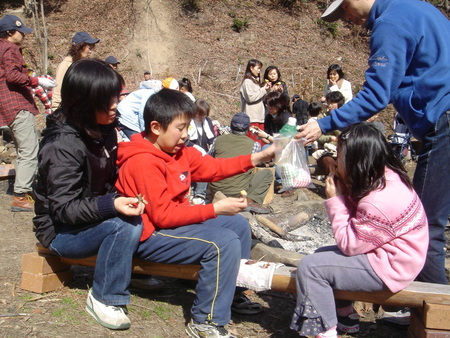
[144,88,196,134]
[59,58,123,139]
[326,91,345,108]
[338,122,412,201]
[308,102,322,117]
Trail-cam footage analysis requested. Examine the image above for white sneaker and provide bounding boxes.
[192,197,205,205]
[85,289,131,330]
[381,308,410,326]
[185,319,235,337]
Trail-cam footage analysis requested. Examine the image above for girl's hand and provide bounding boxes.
[114,196,145,216]
[329,79,337,86]
[213,197,247,215]
[325,173,343,198]
[263,82,271,91]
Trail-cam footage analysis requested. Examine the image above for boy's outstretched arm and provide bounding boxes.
[250,144,275,166]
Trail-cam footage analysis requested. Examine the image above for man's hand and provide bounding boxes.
[295,120,323,146]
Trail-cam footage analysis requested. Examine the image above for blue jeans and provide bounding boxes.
[414,111,450,284]
[136,215,251,326]
[50,216,142,305]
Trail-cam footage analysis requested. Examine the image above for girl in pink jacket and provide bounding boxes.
[290,122,428,338]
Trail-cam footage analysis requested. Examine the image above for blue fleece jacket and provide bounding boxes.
[318,0,450,141]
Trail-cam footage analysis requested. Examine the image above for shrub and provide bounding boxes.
[232,17,249,32]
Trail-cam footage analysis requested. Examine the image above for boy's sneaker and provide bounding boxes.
[381,308,410,326]
[185,319,235,338]
[337,312,360,334]
[192,197,206,205]
[85,289,131,330]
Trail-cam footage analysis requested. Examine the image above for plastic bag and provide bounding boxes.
[275,137,311,189]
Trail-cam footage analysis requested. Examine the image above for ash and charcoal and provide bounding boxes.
[248,194,337,255]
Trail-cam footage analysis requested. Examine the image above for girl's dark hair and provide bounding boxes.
[178,77,193,93]
[242,59,262,85]
[60,58,123,139]
[144,88,196,134]
[264,91,290,113]
[308,102,322,117]
[263,65,282,83]
[195,99,210,118]
[338,122,412,201]
[326,91,345,108]
[68,42,90,62]
[327,64,345,80]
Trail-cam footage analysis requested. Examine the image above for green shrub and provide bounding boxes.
[316,19,340,38]
[231,17,249,32]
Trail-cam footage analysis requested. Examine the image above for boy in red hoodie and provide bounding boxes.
[116,88,275,337]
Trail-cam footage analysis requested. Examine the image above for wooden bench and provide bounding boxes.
[21,244,450,337]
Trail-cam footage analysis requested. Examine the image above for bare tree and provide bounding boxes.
[25,0,48,74]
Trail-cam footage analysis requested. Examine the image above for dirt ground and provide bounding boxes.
[0,168,430,338]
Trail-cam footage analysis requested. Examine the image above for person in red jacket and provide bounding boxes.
[116,88,275,337]
[0,15,56,211]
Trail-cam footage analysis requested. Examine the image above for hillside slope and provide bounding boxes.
[3,0,380,127]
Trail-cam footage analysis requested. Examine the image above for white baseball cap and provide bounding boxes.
[321,0,345,22]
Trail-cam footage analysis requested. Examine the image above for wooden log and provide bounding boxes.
[33,244,450,311]
[0,164,15,179]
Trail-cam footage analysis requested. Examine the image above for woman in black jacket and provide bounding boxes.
[33,58,145,330]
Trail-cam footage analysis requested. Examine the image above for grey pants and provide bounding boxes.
[8,110,38,194]
[290,245,387,335]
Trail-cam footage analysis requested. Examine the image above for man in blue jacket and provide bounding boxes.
[298,0,450,285]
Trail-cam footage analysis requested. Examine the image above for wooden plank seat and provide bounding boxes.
[21,243,450,337]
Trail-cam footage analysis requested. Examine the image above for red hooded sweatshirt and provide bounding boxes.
[116,132,254,241]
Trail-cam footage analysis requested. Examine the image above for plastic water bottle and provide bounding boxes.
[279,117,298,136]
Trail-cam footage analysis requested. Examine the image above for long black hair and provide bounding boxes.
[242,59,262,85]
[338,122,412,201]
[59,58,123,139]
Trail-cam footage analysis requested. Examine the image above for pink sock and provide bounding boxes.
[337,304,355,317]
[316,325,337,338]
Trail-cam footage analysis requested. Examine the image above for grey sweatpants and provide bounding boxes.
[8,110,38,194]
[290,245,387,335]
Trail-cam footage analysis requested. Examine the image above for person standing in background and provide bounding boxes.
[240,59,271,146]
[51,31,99,110]
[0,15,56,211]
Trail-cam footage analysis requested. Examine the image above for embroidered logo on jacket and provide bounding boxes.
[179,171,189,184]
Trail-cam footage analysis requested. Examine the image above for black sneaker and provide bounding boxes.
[337,312,360,334]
